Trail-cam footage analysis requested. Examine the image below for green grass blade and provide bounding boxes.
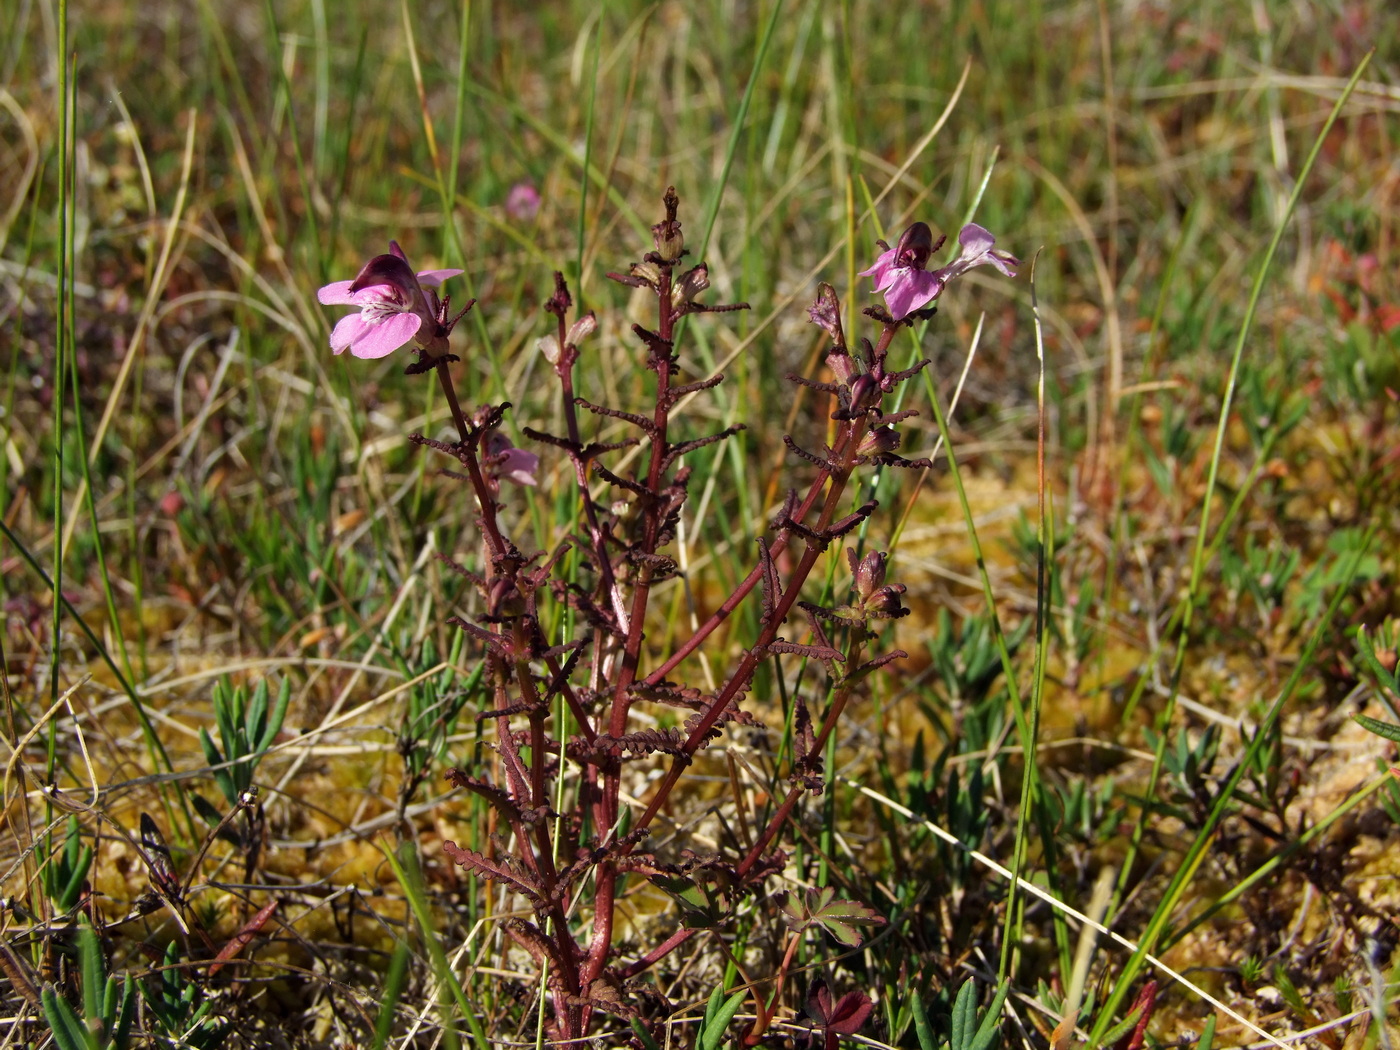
[370,936,412,1050]
[382,841,485,1050]
[1088,50,1375,1047]
[693,0,785,263]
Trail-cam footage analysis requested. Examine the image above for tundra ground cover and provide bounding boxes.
[1,1,1398,1047]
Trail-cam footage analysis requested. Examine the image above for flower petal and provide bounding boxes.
[502,448,539,486]
[329,313,372,353]
[318,280,359,305]
[415,268,464,288]
[986,248,1019,277]
[957,223,996,255]
[858,248,896,280]
[349,312,422,359]
[882,271,942,319]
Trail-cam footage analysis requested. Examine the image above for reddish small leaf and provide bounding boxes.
[1111,981,1158,1050]
[209,900,279,977]
[806,980,875,1036]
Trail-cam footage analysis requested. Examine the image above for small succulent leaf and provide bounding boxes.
[968,980,1010,1050]
[702,985,724,1028]
[245,679,268,748]
[59,843,93,912]
[950,979,976,1050]
[212,682,237,755]
[112,977,137,1049]
[700,988,747,1050]
[42,985,94,1050]
[259,679,291,752]
[911,991,937,1050]
[191,794,226,829]
[100,974,118,1031]
[1356,627,1399,692]
[1098,1006,1144,1047]
[77,922,104,1031]
[198,727,224,768]
[1197,1014,1217,1050]
[1354,713,1400,744]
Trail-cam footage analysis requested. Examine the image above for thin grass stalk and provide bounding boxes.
[1087,528,1375,1046]
[258,0,323,280]
[1100,200,1198,719]
[49,0,68,738]
[916,362,1031,762]
[1167,776,1389,948]
[1094,52,1374,1040]
[693,0,785,264]
[401,0,497,395]
[999,251,1054,981]
[574,18,599,302]
[445,0,470,253]
[383,843,477,1050]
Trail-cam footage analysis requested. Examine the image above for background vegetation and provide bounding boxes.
[1,0,1397,1047]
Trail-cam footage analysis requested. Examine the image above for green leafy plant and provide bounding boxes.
[695,984,748,1050]
[198,676,290,807]
[41,920,135,1050]
[940,985,1008,1050]
[138,940,226,1049]
[41,815,92,914]
[1353,624,1400,742]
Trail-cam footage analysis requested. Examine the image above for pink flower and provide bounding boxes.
[938,222,1020,285]
[505,181,541,221]
[860,221,941,320]
[485,430,539,488]
[860,221,1018,320]
[317,242,463,359]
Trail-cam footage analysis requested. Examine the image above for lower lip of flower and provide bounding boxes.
[360,294,409,324]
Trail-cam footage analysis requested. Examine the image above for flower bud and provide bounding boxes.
[672,264,710,308]
[652,219,685,262]
[629,261,663,290]
[537,334,562,365]
[566,312,597,346]
[853,550,887,602]
[488,576,526,618]
[856,426,900,458]
[865,583,907,619]
[826,350,859,386]
[807,283,845,348]
[848,373,880,414]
